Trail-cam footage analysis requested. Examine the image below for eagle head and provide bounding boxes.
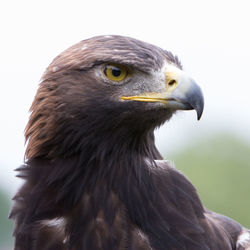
[25,35,204,160]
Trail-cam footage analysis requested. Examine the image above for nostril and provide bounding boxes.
[168,79,176,86]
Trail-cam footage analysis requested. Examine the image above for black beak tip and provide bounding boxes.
[195,97,204,121]
[197,109,203,121]
[188,82,204,121]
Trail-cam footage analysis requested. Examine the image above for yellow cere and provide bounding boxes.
[165,67,180,92]
[103,63,130,82]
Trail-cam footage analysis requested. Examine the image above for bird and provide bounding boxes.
[9,35,250,250]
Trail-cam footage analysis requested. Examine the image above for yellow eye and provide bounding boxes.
[103,64,130,82]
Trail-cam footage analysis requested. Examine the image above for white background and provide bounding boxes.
[0,0,250,194]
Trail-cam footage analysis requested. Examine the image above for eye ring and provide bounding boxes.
[102,63,131,83]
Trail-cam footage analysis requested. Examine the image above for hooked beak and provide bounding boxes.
[121,65,204,120]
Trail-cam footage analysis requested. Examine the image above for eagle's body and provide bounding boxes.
[10,35,250,249]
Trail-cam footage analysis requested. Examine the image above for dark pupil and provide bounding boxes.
[112,67,121,77]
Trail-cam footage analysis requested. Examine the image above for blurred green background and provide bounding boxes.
[0,190,13,250]
[167,133,250,228]
[1,133,250,249]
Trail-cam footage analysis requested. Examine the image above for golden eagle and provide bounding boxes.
[10,35,250,249]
